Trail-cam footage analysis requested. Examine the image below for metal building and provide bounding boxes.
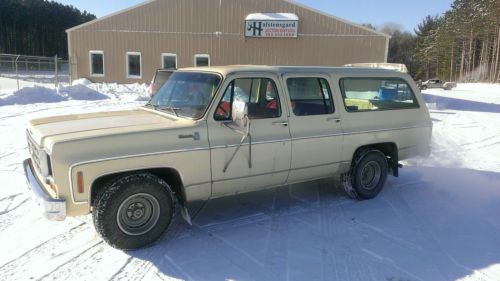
[66,0,390,84]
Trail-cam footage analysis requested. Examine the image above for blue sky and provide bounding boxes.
[56,0,453,33]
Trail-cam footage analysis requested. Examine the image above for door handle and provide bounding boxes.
[272,121,289,127]
[178,132,201,140]
[326,117,341,123]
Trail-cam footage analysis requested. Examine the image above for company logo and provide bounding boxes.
[247,22,264,36]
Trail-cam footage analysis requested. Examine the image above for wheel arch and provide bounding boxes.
[90,167,186,209]
[352,142,399,174]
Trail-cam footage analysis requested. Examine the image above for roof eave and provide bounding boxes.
[283,0,391,38]
[66,0,158,33]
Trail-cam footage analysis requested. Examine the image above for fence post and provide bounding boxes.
[68,56,73,85]
[15,55,20,91]
[54,55,59,90]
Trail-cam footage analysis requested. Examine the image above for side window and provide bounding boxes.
[286,77,334,116]
[339,78,419,112]
[214,78,281,120]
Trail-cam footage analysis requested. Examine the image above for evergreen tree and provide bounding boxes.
[0,0,96,59]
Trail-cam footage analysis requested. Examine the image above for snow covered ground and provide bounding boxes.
[0,78,499,281]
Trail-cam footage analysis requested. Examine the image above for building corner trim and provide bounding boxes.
[384,36,390,63]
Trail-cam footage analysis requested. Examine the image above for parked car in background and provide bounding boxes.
[148,69,174,96]
[24,65,432,250]
[420,79,457,90]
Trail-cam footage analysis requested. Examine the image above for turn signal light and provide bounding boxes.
[50,182,58,194]
[77,172,84,193]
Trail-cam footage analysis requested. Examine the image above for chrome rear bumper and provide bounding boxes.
[23,159,66,221]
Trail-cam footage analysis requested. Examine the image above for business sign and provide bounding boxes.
[245,13,299,38]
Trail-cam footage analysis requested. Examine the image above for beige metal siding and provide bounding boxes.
[68,0,388,83]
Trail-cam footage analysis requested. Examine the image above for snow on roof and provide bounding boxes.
[245,13,299,21]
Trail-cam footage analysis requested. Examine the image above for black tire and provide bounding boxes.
[342,150,388,200]
[421,85,427,90]
[92,173,174,250]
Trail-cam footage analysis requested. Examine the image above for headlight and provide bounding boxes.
[37,149,52,177]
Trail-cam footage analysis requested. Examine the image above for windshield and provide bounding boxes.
[148,72,221,119]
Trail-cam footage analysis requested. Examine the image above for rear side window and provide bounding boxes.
[214,78,281,120]
[339,78,419,112]
[286,77,334,116]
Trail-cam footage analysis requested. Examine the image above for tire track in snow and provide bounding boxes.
[0,193,23,204]
[317,180,339,281]
[0,197,29,216]
[260,186,291,280]
[188,223,273,280]
[383,184,469,280]
[0,195,32,232]
[108,216,189,281]
[38,241,105,281]
[317,179,368,281]
[0,222,88,278]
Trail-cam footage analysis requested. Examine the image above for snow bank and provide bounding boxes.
[63,85,109,101]
[72,78,93,86]
[89,82,150,101]
[0,86,66,106]
[0,78,150,106]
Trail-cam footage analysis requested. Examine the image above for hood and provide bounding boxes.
[27,108,193,148]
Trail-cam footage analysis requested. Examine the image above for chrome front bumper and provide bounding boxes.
[23,159,66,221]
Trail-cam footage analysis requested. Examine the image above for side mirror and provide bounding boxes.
[223,100,252,173]
[231,100,249,129]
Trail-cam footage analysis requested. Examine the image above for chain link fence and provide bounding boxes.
[0,54,70,91]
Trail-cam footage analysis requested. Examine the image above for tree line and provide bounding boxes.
[382,0,499,83]
[0,0,95,59]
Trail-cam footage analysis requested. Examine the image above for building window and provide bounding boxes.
[162,53,177,69]
[127,52,142,78]
[89,51,104,76]
[286,77,335,116]
[195,54,210,67]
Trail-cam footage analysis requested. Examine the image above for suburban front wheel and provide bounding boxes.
[92,173,174,250]
[342,150,388,200]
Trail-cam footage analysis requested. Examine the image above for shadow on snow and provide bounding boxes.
[423,93,500,113]
[129,166,500,281]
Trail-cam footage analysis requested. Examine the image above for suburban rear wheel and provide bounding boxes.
[92,173,174,250]
[342,150,388,200]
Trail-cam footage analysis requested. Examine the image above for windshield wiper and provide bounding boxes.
[144,102,159,110]
[158,106,181,117]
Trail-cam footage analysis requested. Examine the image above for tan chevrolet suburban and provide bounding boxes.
[24,65,432,249]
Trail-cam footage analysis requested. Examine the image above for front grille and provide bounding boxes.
[27,131,41,172]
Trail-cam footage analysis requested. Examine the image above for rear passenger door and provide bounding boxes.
[283,74,344,183]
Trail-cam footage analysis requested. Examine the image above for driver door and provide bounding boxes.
[207,74,292,198]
